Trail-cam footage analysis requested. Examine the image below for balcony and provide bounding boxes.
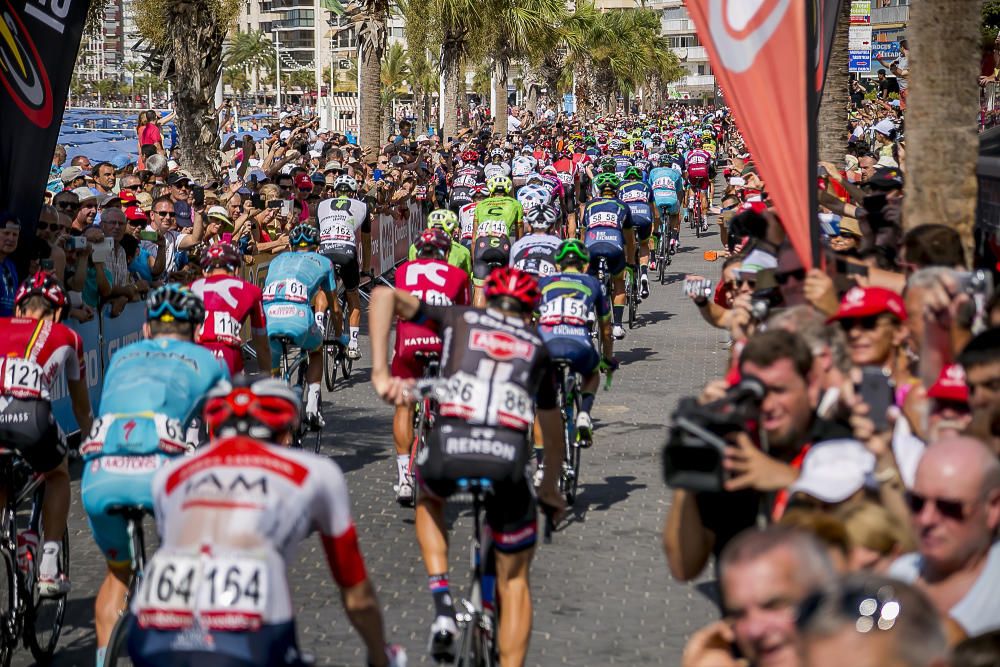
[871,5,909,25]
[672,45,708,61]
[662,18,696,33]
[681,74,715,89]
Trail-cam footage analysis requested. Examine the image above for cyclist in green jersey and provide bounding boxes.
[407,209,473,279]
[471,175,523,306]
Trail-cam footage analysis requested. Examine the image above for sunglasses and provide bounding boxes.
[727,278,756,290]
[775,268,806,284]
[838,315,885,331]
[126,219,146,227]
[122,184,141,191]
[56,202,79,211]
[37,221,64,232]
[906,492,969,521]
[838,231,860,239]
[153,210,176,218]
[796,584,902,634]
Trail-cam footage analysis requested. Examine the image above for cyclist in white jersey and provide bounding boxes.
[483,148,512,181]
[458,184,488,249]
[127,376,405,667]
[317,175,371,359]
[509,204,561,277]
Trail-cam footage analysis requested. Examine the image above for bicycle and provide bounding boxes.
[0,449,69,667]
[445,478,498,667]
[400,351,440,508]
[594,256,612,303]
[552,360,587,507]
[322,308,353,392]
[275,337,323,454]
[624,262,638,330]
[655,208,672,281]
[692,188,704,238]
[102,504,152,666]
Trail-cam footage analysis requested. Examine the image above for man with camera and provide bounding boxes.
[663,329,854,581]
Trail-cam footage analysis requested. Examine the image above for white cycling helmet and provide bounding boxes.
[525,203,558,230]
[334,174,358,193]
[609,139,622,151]
[490,148,506,160]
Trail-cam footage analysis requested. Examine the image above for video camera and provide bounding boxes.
[662,376,766,493]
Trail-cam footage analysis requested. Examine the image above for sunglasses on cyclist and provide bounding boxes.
[906,492,970,521]
[775,268,806,285]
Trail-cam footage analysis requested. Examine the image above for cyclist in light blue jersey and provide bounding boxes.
[263,223,337,427]
[649,154,685,259]
[80,284,229,667]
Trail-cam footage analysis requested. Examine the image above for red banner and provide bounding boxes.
[686,0,814,268]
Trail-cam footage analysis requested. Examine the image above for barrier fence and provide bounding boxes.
[49,200,427,435]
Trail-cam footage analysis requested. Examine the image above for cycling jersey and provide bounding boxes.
[552,158,577,191]
[539,174,565,202]
[582,197,633,275]
[511,156,536,182]
[407,239,473,277]
[509,234,560,277]
[263,251,336,362]
[391,259,470,380]
[191,274,266,374]
[649,166,684,214]
[458,201,478,246]
[537,271,609,376]
[611,155,633,176]
[450,169,481,210]
[0,317,84,472]
[81,337,228,563]
[483,162,511,180]
[685,149,712,180]
[473,196,522,240]
[317,197,370,256]
[128,435,365,664]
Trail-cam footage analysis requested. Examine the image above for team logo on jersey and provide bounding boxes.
[0,0,54,127]
[469,329,532,362]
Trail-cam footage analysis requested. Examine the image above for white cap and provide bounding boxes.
[317,127,329,134]
[735,247,778,277]
[206,205,231,222]
[279,112,289,121]
[876,155,899,168]
[416,134,429,142]
[874,119,896,136]
[279,129,292,141]
[279,163,294,175]
[788,439,876,503]
[72,186,97,202]
[309,149,322,159]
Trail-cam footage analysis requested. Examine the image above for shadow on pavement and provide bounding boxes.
[633,310,674,329]
[617,346,655,365]
[563,474,646,526]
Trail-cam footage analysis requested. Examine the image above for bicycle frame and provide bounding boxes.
[452,479,496,667]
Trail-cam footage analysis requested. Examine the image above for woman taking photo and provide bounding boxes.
[137,108,176,168]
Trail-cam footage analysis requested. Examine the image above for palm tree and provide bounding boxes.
[354,0,391,148]
[484,0,566,136]
[381,42,412,136]
[226,30,276,102]
[817,2,850,164]
[903,0,981,260]
[398,0,438,132]
[431,0,482,140]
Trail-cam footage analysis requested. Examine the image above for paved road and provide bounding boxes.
[21,217,730,666]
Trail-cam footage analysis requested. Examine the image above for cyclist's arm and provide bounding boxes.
[369,288,422,399]
[663,488,714,582]
[68,377,93,437]
[600,317,613,360]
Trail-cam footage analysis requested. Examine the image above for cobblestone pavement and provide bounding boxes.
[19,212,731,666]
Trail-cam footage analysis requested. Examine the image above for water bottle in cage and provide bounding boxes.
[17,528,39,575]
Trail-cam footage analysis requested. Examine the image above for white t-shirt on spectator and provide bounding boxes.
[142,227,188,274]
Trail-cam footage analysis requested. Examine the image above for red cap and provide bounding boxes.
[124,205,148,222]
[294,172,313,190]
[827,286,907,323]
[118,190,137,205]
[927,364,969,403]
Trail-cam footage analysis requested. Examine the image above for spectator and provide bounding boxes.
[60,166,88,190]
[36,204,69,284]
[956,328,1000,434]
[888,436,1000,638]
[69,188,98,232]
[0,216,20,316]
[680,526,835,667]
[827,286,912,393]
[799,573,947,667]
[836,500,910,573]
[123,204,164,282]
[144,195,204,275]
[93,162,116,196]
[901,225,967,273]
[951,630,1000,667]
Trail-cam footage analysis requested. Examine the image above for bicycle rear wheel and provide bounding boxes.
[103,610,132,666]
[0,544,17,667]
[323,310,338,392]
[627,270,637,329]
[26,531,69,663]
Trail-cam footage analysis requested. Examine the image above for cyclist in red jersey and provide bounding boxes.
[686,140,713,228]
[190,243,272,375]
[390,229,470,505]
[0,272,93,596]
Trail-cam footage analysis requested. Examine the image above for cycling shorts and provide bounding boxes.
[324,247,360,291]
[543,337,600,377]
[127,616,306,667]
[472,235,512,284]
[586,242,626,276]
[0,398,65,473]
[418,425,536,554]
[391,332,441,380]
[202,342,244,375]
[81,452,171,564]
[653,195,680,215]
[632,220,653,242]
[266,303,323,370]
[689,176,710,192]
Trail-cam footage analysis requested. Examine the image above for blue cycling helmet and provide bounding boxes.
[146,284,205,324]
[289,223,320,248]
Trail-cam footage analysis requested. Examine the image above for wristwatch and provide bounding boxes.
[694,296,709,307]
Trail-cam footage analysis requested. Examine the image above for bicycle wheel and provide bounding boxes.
[323,310,338,392]
[26,530,69,663]
[339,296,354,379]
[103,609,132,666]
[627,270,637,329]
[658,231,668,283]
[0,545,17,667]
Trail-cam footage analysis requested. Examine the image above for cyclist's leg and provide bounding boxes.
[339,254,364,356]
[471,237,493,308]
[635,223,652,295]
[390,343,425,495]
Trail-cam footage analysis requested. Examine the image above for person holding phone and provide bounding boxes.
[124,205,166,283]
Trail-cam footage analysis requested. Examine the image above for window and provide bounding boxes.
[662,6,688,20]
[667,35,699,48]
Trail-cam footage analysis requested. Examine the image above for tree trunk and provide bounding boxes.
[167,0,226,182]
[457,61,469,130]
[817,1,851,164]
[902,0,981,262]
[358,4,388,149]
[494,61,509,137]
[442,59,460,141]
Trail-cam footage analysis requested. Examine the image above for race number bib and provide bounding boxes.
[589,211,619,227]
[557,171,574,186]
[206,311,242,345]
[263,279,309,304]
[538,297,589,326]
[652,176,676,191]
[321,221,355,245]
[619,189,647,203]
[136,552,269,632]
[478,219,508,237]
[439,368,534,431]
[0,358,44,399]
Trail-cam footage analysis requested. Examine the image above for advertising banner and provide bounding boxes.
[49,314,102,433]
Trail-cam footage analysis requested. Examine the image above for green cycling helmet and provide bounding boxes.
[594,172,621,193]
[554,238,590,266]
[427,208,458,235]
[623,166,642,181]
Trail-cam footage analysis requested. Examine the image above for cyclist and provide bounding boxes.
[511,150,535,190]
[317,174,371,360]
[127,375,405,667]
[510,203,561,277]
[685,139,713,232]
[391,229,471,505]
[581,173,635,340]
[0,273,92,597]
[616,166,657,299]
[458,183,488,250]
[471,175,523,307]
[81,285,228,666]
[483,148,511,181]
[516,174,555,214]
[649,154,685,266]
[450,164,481,213]
[190,243,271,375]
[263,224,336,427]
[408,208,473,278]
[368,267,566,666]
[536,239,614,443]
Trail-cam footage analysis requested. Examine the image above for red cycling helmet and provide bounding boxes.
[484,267,539,312]
[414,228,452,258]
[15,271,66,310]
[203,375,301,441]
[200,242,242,271]
[692,138,703,148]
[461,150,479,163]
